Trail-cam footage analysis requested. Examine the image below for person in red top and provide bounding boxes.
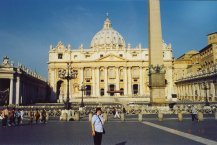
[35,109,40,124]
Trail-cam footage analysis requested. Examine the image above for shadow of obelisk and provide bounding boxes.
[148,0,166,105]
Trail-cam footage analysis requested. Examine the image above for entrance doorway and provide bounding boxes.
[100,88,104,96]
[86,85,91,96]
[120,88,124,96]
[109,84,115,96]
[133,84,139,95]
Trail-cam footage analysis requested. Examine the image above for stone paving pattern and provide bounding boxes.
[1,119,216,145]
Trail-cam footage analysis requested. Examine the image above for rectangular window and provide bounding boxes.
[58,53,63,59]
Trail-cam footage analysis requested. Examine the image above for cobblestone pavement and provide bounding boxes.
[0,119,216,145]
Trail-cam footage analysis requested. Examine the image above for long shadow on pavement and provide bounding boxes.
[115,141,127,145]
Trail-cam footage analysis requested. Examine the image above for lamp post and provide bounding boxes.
[80,83,86,107]
[202,82,210,106]
[58,62,78,110]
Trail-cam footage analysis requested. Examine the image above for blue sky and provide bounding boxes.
[0,0,217,78]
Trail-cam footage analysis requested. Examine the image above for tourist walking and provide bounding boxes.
[191,106,198,121]
[1,106,9,127]
[20,110,24,124]
[35,109,40,124]
[8,108,16,126]
[112,107,116,117]
[123,107,126,114]
[41,109,47,124]
[91,107,105,145]
[15,109,21,126]
[29,109,34,124]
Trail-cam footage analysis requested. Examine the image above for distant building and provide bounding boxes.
[174,32,217,102]
[48,16,174,104]
[0,56,49,105]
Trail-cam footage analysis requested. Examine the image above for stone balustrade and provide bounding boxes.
[2,103,216,122]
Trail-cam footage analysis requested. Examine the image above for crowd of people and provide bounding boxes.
[0,107,47,127]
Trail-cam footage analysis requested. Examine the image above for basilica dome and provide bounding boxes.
[90,17,126,50]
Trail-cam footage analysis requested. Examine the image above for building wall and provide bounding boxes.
[48,42,173,103]
[174,33,217,102]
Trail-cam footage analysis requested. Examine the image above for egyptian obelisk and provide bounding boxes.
[148,0,166,104]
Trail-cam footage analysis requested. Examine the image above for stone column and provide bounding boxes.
[9,78,14,104]
[79,67,84,97]
[128,67,132,96]
[181,85,185,99]
[178,86,181,99]
[92,68,96,97]
[188,84,191,100]
[210,82,215,101]
[197,83,200,100]
[105,67,108,96]
[69,73,72,100]
[16,77,20,105]
[95,67,100,97]
[53,69,56,92]
[139,66,144,96]
[124,67,128,96]
[196,83,199,101]
[116,67,120,96]
[179,85,181,97]
[190,84,193,100]
[192,84,195,101]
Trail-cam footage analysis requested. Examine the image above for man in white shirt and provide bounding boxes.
[114,109,120,118]
[191,106,198,121]
[91,107,104,145]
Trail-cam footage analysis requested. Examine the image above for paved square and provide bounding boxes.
[1,119,217,145]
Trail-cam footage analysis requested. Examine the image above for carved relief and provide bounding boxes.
[149,65,165,74]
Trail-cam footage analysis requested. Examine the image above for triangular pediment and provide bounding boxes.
[96,54,128,62]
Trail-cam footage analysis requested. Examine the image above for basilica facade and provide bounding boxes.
[48,17,173,104]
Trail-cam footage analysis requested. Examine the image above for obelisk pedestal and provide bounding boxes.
[149,69,166,104]
[148,0,166,104]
